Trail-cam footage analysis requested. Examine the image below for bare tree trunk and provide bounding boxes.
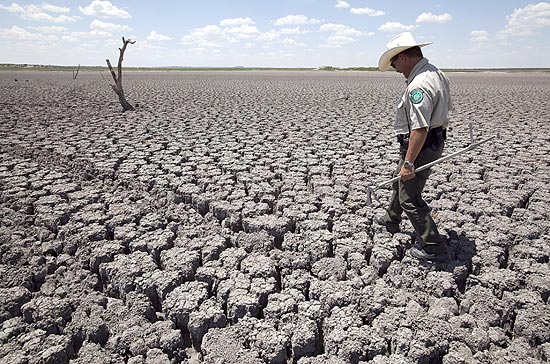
[106,37,135,112]
[73,64,80,80]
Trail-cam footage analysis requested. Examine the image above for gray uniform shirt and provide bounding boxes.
[394,58,452,136]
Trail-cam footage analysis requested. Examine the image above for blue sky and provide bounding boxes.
[1,0,549,68]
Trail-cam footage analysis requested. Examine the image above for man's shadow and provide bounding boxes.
[414,229,477,290]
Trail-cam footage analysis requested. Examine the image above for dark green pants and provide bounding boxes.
[383,140,445,251]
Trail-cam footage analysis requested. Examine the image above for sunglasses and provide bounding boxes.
[390,53,400,68]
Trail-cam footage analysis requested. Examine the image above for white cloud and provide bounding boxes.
[69,29,112,39]
[0,3,25,13]
[90,19,132,33]
[320,23,372,48]
[320,23,371,37]
[147,30,171,41]
[79,0,131,19]
[416,12,452,24]
[182,25,229,48]
[379,22,418,33]
[283,38,305,46]
[220,17,255,27]
[335,1,350,9]
[498,2,550,38]
[278,27,311,35]
[225,24,261,37]
[0,2,79,22]
[28,25,68,34]
[470,30,490,43]
[273,14,321,26]
[40,2,70,14]
[350,7,385,16]
[320,34,356,48]
[0,25,44,40]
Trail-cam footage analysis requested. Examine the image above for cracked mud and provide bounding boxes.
[1,70,549,364]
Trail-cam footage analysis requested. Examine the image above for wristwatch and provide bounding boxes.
[403,160,414,169]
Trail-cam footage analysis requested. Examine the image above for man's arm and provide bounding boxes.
[400,127,427,181]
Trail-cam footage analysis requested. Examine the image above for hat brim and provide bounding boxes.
[378,42,432,71]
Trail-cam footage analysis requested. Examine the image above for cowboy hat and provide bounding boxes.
[378,32,432,71]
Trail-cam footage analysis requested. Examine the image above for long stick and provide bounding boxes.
[366,132,497,206]
[373,134,496,189]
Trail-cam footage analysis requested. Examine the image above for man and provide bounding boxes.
[376,32,452,262]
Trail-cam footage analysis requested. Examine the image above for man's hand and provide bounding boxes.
[401,128,428,181]
[400,164,415,181]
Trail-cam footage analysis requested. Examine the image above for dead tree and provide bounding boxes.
[73,64,80,80]
[106,37,135,111]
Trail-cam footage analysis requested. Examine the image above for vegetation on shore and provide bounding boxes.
[1,63,549,73]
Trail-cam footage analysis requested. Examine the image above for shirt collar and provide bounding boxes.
[406,58,429,85]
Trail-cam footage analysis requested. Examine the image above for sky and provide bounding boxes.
[1,0,550,68]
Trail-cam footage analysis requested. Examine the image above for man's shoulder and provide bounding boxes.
[409,63,445,89]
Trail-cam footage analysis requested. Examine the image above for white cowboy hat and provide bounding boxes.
[378,32,432,71]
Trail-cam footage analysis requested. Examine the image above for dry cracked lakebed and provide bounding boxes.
[0,70,549,364]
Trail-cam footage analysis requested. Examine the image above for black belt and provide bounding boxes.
[397,127,446,148]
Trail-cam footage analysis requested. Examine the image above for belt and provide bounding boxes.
[397,126,446,146]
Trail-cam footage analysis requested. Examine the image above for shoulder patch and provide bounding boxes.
[410,89,424,104]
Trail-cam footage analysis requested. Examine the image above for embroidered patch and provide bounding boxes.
[410,89,424,104]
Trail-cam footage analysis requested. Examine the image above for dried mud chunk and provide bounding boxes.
[234,231,275,253]
[442,341,474,364]
[271,249,312,274]
[240,317,290,364]
[195,261,229,293]
[200,234,227,263]
[428,297,459,320]
[99,251,158,298]
[163,281,209,331]
[89,242,125,273]
[491,337,546,364]
[144,348,171,364]
[113,223,140,244]
[70,342,125,364]
[201,326,263,364]
[188,298,227,348]
[0,316,28,344]
[311,257,347,281]
[281,269,313,293]
[459,285,512,329]
[129,229,175,261]
[332,214,371,239]
[279,312,318,359]
[108,318,184,358]
[369,354,413,364]
[333,232,372,260]
[242,214,294,239]
[309,280,358,313]
[282,230,333,263]
[21,296,72,334]
[264,289,305,322]
[369,240,398,276]
[240,253,277,279]
[0,286,31,321]
[159,247,200,280]
[324,324,386,363]
[406,321,451,363]
[138,212,166,232]
[65,303,109,347]
[513,305,550,345]
[135,270,182,309]
[227,289,261,321]
[18,329,74,364]
[297,354,348,364]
